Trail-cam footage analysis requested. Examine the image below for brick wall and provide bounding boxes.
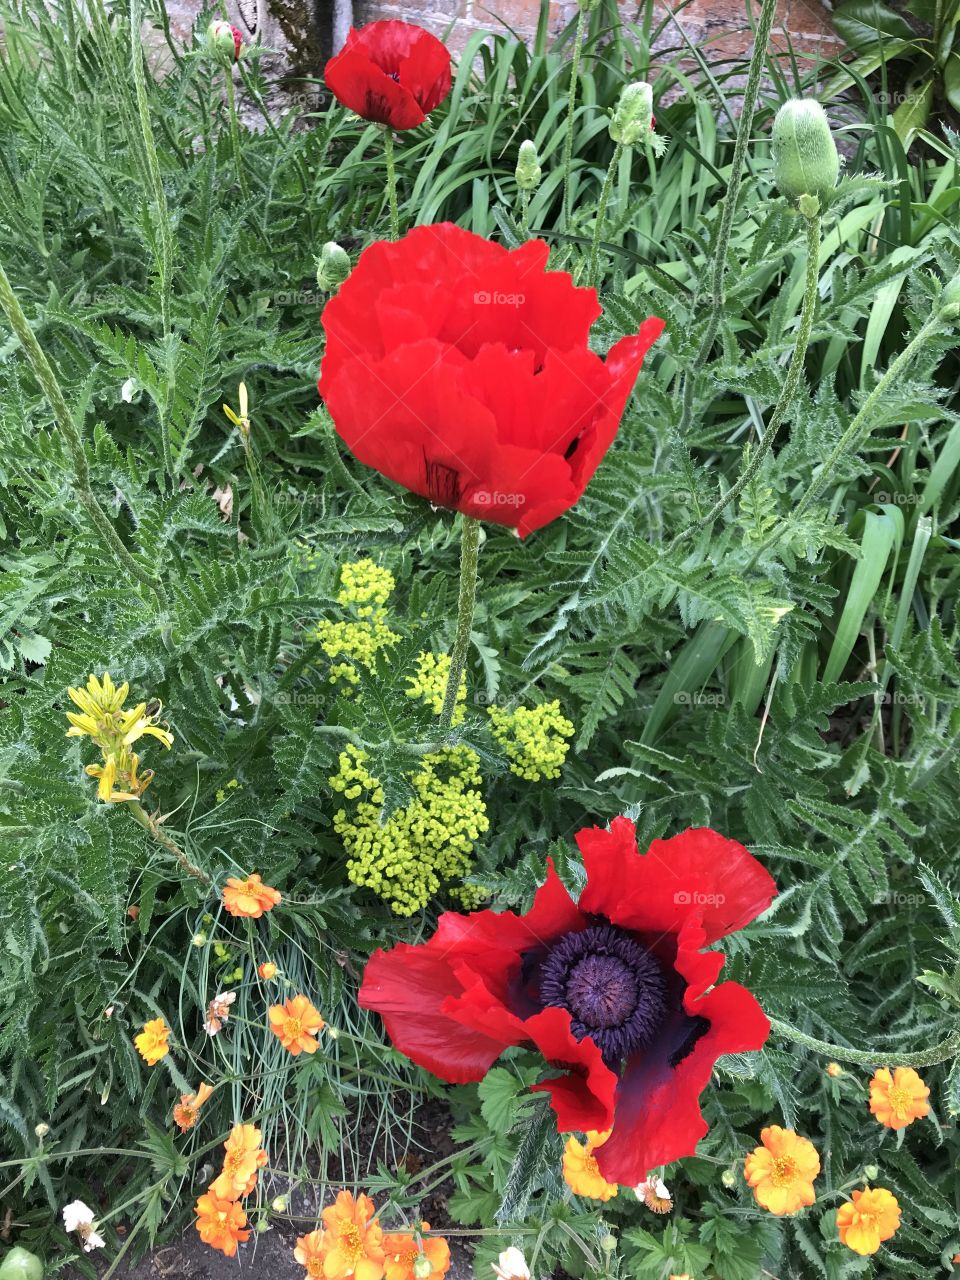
[165,0,842,78]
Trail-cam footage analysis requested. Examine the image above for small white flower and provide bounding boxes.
[63,1200,95,1233]
[120,378,138,403]
[83,1229,106,1252]
[492,1247,530,1280]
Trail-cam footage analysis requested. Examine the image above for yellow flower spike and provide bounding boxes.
[223,382,251,437]
[65,674,173,804]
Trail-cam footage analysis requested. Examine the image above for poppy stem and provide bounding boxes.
[224,67,250,201]
[383,128,400,240]
[768,1016,960,1068]
[439,517,482,730]
[560,3,588,227]
[588,141,623,289]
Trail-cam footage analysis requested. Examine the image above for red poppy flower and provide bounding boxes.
[318,224,663,538]
[359,818,775,1185]
[325,21,452,130]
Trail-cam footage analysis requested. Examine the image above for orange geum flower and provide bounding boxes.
[869,1067,930,1130]
[294,1229,326,1278]
[173,1082,214,1132]
[258,961,279,980]
[562,1130,618,1202]
[269,995,325,1056]
[743,1126,820,1216]
[134,1017,171,1066]
[319,1190,385,1280]
[210,1123,268,1200]
[195,1191,251,1256]
[836,1186,901,1256]
[383,1222,450,1280]
[222,872,281,918]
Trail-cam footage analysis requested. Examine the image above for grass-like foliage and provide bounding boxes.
[1,0,960,1275]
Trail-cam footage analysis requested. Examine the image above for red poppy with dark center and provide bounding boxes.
[359,818,775,1184]
[325,21,452,130]
[318,223,664,538]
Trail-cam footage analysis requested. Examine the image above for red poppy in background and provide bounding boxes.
[359,818,775,1185]
[318,224,663,538]
[325,21,452,130]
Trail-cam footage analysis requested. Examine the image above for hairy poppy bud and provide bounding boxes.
[0,1249,44,1280]
[515,140,542,192]
[939,274,960,320]
[317,241,351,292]
[771,99,839,205]
[206,20,242,65]
[609,81,655,146]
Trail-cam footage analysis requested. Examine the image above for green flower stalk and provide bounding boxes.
[316,241,352,292]
[771,98,840,207]
[439,517,482,730]
[515,140,541,235]
[560,0,598,225]
[383,128,400,240]
[590,80,662,288]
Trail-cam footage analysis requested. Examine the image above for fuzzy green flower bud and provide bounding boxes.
[0,1248,44,1280]
[271,1197,288,1213]
[863,1164,879,1180]
[34,1123,50,1139]
[609,81,655,147]
[771,99,840,206]
[600,1235,617,1252]
[316,242,352,292]
[515,140,542,192]
[939,274,960,320]
[192,931,207,947]
[412,1256,434,1279]
[206,20,242,65]
[721,1167,737,1188]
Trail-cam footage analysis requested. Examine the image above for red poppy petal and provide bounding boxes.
[578,818,776,943]
[526,1007,618,1132]
[359,944,515,1083]
[398,31,452,113]
[324,43,427,129]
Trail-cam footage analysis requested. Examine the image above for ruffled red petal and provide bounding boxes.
[324,21,451,129]
[577,817,776,944]
[526,1007,618,1132]
[593,916,770,1184]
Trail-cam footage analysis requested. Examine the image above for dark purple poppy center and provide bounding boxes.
[539,922,667,1066]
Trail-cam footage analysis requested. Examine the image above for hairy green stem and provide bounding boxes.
[0,260,164,605]
[560,4,589,226]
[588,142,622,289]
[129,0,173,342]
[677,0,779,437]
[671,210,821,546]
[224,68,249,199]
[769,313,944,536]
[127,800,211,883]
[383,128,399,240]
[769,1016,960,1067]
[439,517,481,730]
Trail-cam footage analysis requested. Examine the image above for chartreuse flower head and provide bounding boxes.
[316,241,352,292]
[488,699,574,781]
[771,99,840,211]
[407,649,465,723]
[515,140,542,192]
[314,559,400,686]
[609,81,664,154]
[65,673,173,803]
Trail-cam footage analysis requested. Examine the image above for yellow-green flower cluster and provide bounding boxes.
[330,743,489,915]
[488,700,575,781]
[313,559,400,686]
[405,650,465,724]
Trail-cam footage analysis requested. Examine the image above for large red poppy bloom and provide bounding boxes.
[318,223,664,538]
[325,21,452,130]
[359,818,775,1185]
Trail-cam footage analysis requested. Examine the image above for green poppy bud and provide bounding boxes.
[0,1248,44,1280]
[771,99,840,205]
[721,1168,737,1188]
[863,1164,879,1180]
[939,274,960,320]
[609,81,655,147]
[316,242,351,292]
[515,140,542,192]
[412,1255,433,1279]
[206,20,242,65]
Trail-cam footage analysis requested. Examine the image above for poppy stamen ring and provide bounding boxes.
[539,922,667,1065]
